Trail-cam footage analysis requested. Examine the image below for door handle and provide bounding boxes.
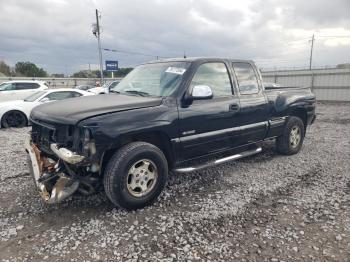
[229,103,239,111]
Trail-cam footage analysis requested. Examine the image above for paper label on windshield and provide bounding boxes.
[165,67,186,75]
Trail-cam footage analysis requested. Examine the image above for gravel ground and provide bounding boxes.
[0,102,350,262]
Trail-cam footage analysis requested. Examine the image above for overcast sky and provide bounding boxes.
[0,0,349,74]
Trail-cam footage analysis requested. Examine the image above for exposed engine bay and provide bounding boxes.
[25,139,99,204]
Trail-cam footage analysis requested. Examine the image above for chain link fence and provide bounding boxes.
[261,67,350,101]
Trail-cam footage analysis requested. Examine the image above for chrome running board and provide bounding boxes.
[173,147,262,173]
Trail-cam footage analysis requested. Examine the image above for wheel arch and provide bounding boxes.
[100,130,175,176]
[287,107,307,131]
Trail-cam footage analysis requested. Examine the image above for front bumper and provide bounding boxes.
[25,136,44,191]
[310,114,316,125]
[25,136,80,204]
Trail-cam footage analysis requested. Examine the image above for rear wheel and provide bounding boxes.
[276,116,305,155]
[1,110,27,128]
[103,142,168,210]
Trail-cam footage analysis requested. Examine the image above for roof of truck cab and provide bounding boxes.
[144,57,255,64]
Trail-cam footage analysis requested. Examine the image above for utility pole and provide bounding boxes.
[93,9,104,84]
[309,34,315,70]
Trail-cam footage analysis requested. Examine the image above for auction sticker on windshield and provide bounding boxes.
[165,67,186,75]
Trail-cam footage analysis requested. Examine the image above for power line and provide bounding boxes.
[245,37,311,49]
[103,37,314,64]
[103,48,168,59]
[254,34,350,71]
[317,35,350,38]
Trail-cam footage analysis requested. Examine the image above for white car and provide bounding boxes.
[263,82,282,89]
[0,88,94,128]
[0,80,49,102]
[89,80,120,94]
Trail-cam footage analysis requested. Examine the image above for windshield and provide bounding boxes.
[77,85,93,90]
[24,91,46,102]
[100,82,109,88]
[110,62,190,97]
[0,83,13,91]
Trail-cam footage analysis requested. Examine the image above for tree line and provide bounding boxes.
[72,68,133,78]
[0,61,48,77]
[0,60,133,78]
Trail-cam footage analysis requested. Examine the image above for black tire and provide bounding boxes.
[103,142,168,210]
[1,110,28,128]
[276,116,305,155]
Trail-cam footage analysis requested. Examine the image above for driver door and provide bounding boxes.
[177,62,240,161]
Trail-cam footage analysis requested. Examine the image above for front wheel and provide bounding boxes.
[103,142,168,210]
[276,116,305,155]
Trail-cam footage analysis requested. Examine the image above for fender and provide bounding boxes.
[274,88,315,114]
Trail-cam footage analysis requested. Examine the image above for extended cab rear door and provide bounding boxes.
[231,62,269,144]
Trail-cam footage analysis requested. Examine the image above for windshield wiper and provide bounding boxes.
[123,90,150,97]
[109,90,120,94]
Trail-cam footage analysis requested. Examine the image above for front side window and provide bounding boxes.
[0,83,14,91]
[190,63,232,97]
[232,62,259,95]
[44,91,81,101]
[111,62,190,97]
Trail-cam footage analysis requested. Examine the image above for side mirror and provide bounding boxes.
[191,85,213,100]
[40,97,50,103]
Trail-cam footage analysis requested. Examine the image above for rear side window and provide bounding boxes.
[232,63,259,95]
[190,62,232,97]
[15,83,40,90]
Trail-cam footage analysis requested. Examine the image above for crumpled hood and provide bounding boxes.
[31,94,163,125]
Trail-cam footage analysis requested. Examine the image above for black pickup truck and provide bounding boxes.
[25,58,316,209]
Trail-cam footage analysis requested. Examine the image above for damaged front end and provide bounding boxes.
[25,137,98,204]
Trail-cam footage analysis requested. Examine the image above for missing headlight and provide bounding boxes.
[82,128,96,157]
